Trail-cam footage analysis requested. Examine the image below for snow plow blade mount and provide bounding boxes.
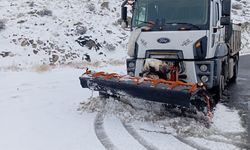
[79,70,212,113]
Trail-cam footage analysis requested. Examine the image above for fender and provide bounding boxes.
[214,43,229,58]
[213,43,229,86]
[127,29,141,57]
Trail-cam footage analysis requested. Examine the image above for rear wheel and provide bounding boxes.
[214,74,225,102]
[230,54,239,83]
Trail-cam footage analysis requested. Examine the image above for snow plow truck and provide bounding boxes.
[79,0,241,117]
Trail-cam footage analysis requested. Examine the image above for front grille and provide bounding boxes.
[146,50,184,60]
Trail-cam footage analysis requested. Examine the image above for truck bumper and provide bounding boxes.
[127,58,222,89]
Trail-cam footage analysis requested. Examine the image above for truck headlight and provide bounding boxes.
[200,65,208,72]
[195,41,201,49]
[126,59,136,76]
[128,62,135,68]
[201,75,209,83]
[194,36,208,59]
[128,72,135,77]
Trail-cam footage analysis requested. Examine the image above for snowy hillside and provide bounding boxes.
[0,0,128,70]
[232,0,250,55]
[0,0,249,70]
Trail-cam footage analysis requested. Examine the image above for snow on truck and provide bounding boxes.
[79,0,241,118]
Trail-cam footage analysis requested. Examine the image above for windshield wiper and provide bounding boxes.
[165,22,201,30]
[133,20,155,28]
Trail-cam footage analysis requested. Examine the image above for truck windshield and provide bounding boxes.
[132,0,209,30]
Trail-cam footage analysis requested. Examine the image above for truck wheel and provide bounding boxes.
[230,58,239,83]
[214,75,225,102]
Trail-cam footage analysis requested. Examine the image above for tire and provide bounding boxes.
[214,75,225,102]
[230,57,239,83]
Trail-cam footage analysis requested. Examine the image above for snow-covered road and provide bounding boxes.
[0,69,104,150]
[0,67,248,150]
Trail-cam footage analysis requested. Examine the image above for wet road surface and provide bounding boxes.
[228,55,250,142]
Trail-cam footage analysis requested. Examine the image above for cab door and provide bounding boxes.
[210,0,223,49]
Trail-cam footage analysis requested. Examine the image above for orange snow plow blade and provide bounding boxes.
[79,69,213,117]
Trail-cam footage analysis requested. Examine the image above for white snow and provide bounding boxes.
[212,104,245,133]
[0,0,249,70]
[0,0,249,149]
[0,69,105,150]
[0,0,128,69]
[0,67,247,150]
[103,116,146,150]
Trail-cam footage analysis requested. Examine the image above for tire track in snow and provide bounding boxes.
[174,136,211,150]
[121,121,160,150]
[139,128,210,150]
[200,136,250,150]
[93,97,232,150]
[94,112,119,150]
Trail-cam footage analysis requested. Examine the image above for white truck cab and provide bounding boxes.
[121,0,241,100]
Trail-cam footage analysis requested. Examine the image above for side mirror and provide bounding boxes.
[221,16,230,26]
[222,0,231,16]
[121,0,128,28]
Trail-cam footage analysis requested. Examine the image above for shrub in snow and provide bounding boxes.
[105,43,116,51]
[242,22,250,32]
[113,19,121,26]
[50,54,59,63]
[83,53,91,62]
[86,3,95,12]
[76,25,87,35]
[106,30,112,34]
[232,3,243,10]
[76,36,102,51]
[17,20,26,24]
[29,2,35,7]
[101,2,109,10]
[0,51,13,57]
[37,9,53,17]
[0,20,5,31]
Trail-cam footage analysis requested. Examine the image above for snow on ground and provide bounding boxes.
[0,68,103,150]
[0,0,250,70]
[80,91,248,150]
[0,67,248,150]
[0,0,249,149]
[0,0,128,70]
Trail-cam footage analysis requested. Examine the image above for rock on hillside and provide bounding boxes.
[0,0,128,69]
